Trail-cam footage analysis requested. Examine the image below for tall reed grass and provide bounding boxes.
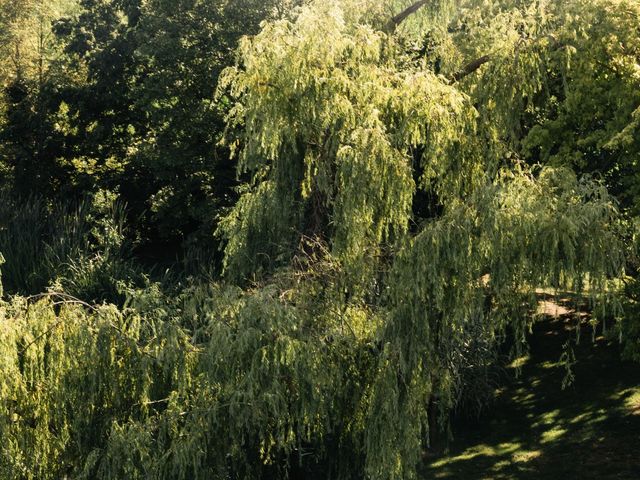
[0,191,139,302]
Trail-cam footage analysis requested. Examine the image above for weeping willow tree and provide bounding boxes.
[0,0,634,479]
[217,0,626,476]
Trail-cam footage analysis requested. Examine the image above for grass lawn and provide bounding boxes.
[423,296,640,480]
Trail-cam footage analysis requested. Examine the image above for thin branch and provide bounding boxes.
[19,317,67,356]
[451,54,492,82]
[26,291,99,312]
[386,0,430,32]
[450,35,568,83]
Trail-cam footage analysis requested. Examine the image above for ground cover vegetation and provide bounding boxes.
[424,300,640,479]
[0,0,639,478]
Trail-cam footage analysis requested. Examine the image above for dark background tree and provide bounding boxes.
[0,0,299,276]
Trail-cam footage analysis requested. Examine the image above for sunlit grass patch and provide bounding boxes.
[508,354,530,369]
[540,426,567,444]
[538,360,562,369]
[423,312,640,480]
[624,389,640,415]
[569,412,590,424]
[512,450,542,463]
[532,409,561,428]
[429,442,521,468]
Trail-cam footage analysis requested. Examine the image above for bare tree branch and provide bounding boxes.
[450,35,567,82]
[451,55,492,82]
[386,0,430,32]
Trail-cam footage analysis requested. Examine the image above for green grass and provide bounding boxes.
[423,297,640,480]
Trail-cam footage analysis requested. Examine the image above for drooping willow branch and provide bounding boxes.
[385,3,567,83]
[18,291,163,360]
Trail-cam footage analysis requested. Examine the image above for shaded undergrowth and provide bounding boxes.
[423,295,640,479]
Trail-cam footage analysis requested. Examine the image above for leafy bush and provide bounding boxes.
[0,280,378,480]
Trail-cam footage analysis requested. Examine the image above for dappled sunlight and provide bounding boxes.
[423,299,640,479]
[507,355,530,370]
[538,360,562,370]
[430,443,522,468]
[1,0,640,478]
[539,427,567,444]
[512,450,542,463]
[623,389,640,416]
[531,409,561,429]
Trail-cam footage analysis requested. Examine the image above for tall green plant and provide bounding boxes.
[0,191,138,302]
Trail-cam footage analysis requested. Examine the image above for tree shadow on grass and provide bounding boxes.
[423,294,640,480]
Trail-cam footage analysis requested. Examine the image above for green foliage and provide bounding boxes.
[366,166,622,475]
[0,280,379,479]
[218,0,480,282]
[0,191,139,302]
[0,0,80,197]
[0,0,638,479]
[616,220,640,363]
[217,1,627,477]
[0,0,298,255]
[0,0,77,85]
[516,0,640,212]
[0,297,151,479]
